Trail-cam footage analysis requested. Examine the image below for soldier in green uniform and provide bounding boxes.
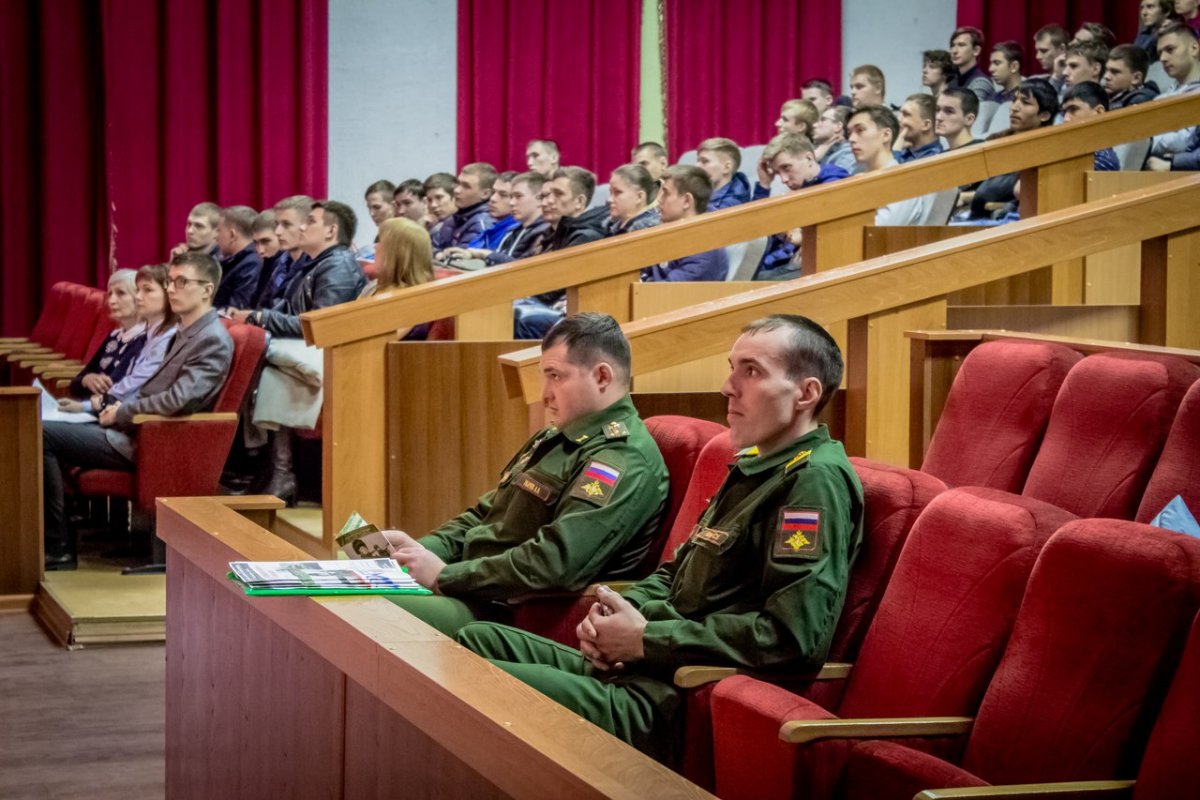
[456,314,864,764]
[382,312,668,636]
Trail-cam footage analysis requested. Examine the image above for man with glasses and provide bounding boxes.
[42,251,234,569]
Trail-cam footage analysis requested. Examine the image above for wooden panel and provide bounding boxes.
[324,332,394,548]
[946,304,1140,341]
[1141,230,1200,350]
[387,341,531,536]
[630,392,728,426]
[456,302,514,340]
[1083,172,1179,305]
[908,337,978,467]
[803,211,875,271]
[568,270,642,324]
[0,388,42,600]
[1024,155,1093,304]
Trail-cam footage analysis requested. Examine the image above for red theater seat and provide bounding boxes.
[840,519,1200,800]
[921,339,1080,492]
[1138,379,1200,523]
[0,280,73,349]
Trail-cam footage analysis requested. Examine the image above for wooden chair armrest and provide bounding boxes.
[916,781,1136,799]
[132,412,239,425]
[32,361,81,375]
[0,343,48,354]
[16,354,67,367]
[674,662,852,690]
[0,337,32,344]
[779,715,973,745]
[36,366,81,377]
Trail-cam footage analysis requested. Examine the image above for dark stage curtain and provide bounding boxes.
[0,0,327,336]
[457,0,642,180]
[957,0,1141,54]
[663,0,843,160]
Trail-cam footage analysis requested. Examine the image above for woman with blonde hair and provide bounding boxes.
[362,216,437,340]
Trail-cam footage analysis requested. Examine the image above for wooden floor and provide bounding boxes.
[0,612,164,799]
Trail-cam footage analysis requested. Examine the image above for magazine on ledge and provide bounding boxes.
[227,558,431,597]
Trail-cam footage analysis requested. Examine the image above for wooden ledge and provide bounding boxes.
[779,715,974,744]
[916,781,1136,799]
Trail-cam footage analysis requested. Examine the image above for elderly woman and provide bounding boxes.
[604,164,661,236]
[63,269,145,402]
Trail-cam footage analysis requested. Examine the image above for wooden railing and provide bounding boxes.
[498,174,1200,466]
[0,387,41,609]
[299,93,1200,540]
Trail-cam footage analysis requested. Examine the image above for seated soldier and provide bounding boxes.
[213,205,262,311]
[848,64,886,108]
[456,314,864,765]
[1105,44,1158,109]
[1148,23,1200,170]
[433,163,497,254]
[800,78,835,113]
[947,26,994,101]
[526,138,561,178]
[169,201,221,260]
[696,137,751,211]
[381,313,669,636]
[937,88,982,150]
[921,49,954,98]
[1061,81,1121,170]
[895,93,945,161]
[812,106,857,172]
[42,251,234,568]
[642,165,727,282]
[988,40,1025,101]
[631,142,669,181]
[1062,39,1109,92]
[849,105,931,225]
[391,178,429,225]
[753,133,850,281]
[423,172,458,247]
[1032,23,1070,91]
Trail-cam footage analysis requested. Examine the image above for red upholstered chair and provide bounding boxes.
[72,322,268,530]
[7,288,107,386]
[1022,352,1200,519]
[709,487,1077,800]
[0,280,73,348]
[839,518,1200,800]
[1137,379,1200,524]
[4,284,98,382]
[921,339,1081,492]
[508,417,729,645]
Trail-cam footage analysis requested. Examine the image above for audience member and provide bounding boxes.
[642,165,727,282]
[849,65,886,108]
[64,270,146,403]
[169,202,221,260]
[423,172,458,244]
[213,205,262,311]
[922,49,954,98]
[936,88,982,150]
[449,172,550,267]
[1062,40,1110,90]
[775,99,820,138]
[896,94,945,161]
[526,139,561,178]
[392,179,428,225]
[1149,23,1200,167]
[801,79,835,112]
[456,314,863,765]
[1136,0,1173,59]
[246,195,312,311]
[42,251,233,568]
[1074,22,1117,48]
[848,105,930,225]
[631,142,669,180]
[1032,23,1070,90]
[363,179,396,229]
[988,41,1025,100]
[812,106,857,172]
[1177,0,1200,35]
[431,163,497,252]
[1061,81,1122,170]
[360,218,435,322]
[605,164,661,235]
[464,170,519,252]
[380,312,668,636]
[1106,44,1159,107]
[249,211,281,306]
[697,137,751,210]
[947,26,994,101]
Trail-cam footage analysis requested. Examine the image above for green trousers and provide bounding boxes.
[455,622,681,763]
[386,594,498,637]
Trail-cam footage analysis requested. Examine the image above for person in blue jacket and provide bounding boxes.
[642,166,728,282]
[697,138,752,211]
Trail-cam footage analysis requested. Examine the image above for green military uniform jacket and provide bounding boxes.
[423,394,668,601]
[622,424,863,676]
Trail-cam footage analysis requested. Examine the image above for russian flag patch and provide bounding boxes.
[774,508,822,559]
[571,461,623,505]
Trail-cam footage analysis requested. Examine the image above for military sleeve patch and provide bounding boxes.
[774,508,822,560]
[569,460,624,505]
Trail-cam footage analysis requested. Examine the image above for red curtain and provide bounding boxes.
[457,0,641,179]
[957,1,1140,53]
[0,0,327,336]
[664,0,842,160]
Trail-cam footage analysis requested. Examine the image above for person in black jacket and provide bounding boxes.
[247,200,366,500]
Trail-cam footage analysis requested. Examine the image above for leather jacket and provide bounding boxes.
[255,244,366,338]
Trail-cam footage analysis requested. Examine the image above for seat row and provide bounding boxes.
[0,282,111,390]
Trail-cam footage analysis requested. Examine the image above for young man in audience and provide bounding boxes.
[249,211,281,307]
[1060,81,1121,170]
[456,314,863,765]
[812,106,857,172]
[363,179,396,228]
[391,179,428,225]
[442,171,523,264]
[752,133,850,280]
[848,65,886,108]
[1062,40,1109,91]
[895,94,944,161]
[632,142,669,181]
[1105,44,1158,108]
[775,99,820,138]
[848,105,929,225]
[1074,22,1117,48]
[1136,0,1171,59]
[937,88,982,150]
[432,163,497,253]
[526,139,561,178]
[42,251,234,568]
[988,41,1025,101]
[512,167,608,338]
[696,137,751,211]
[213,205,262,311]
[169,202,221,260]
[475,172,551,266]
[1032,23,1070,90]
[423,172,458,247]
[642,166,727,282]
[922,49,954,98]
[253,195,312,310]
[1148,23,1200,169]
[381,312,668,636]
[801,79,835,112]
[947,26,994,101]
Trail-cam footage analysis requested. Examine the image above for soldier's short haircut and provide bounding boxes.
[190,201,222,227]
[802,78,834,97]
[423,172,456,195]
[251,210,276,234]
[511,171,546,193]
[1065,39,1109,66]
[312,200,358,246]
[849,104,900,145]
[497,170,519,184]
[662,165,713,213]
[393,179,425,199]
[741,314,844,415]
[273,195,314,217]
[219,205,256,239]
[697,137,742,171]
[762,132,816,164]
[1035,24,1069,48]
[364,179,395,199]
[551,166,597,206]
[851,64,886,95]
[904,93,937,122]
[542,312,632,386]
[461,162,498,191]
[632,141,667,160]
[941,87,980,119]
[1159,22,1199,45]
[1108,44,1150,79]
[528,138,561,156]
[992,40,1024,65]
[170,249,223,290]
